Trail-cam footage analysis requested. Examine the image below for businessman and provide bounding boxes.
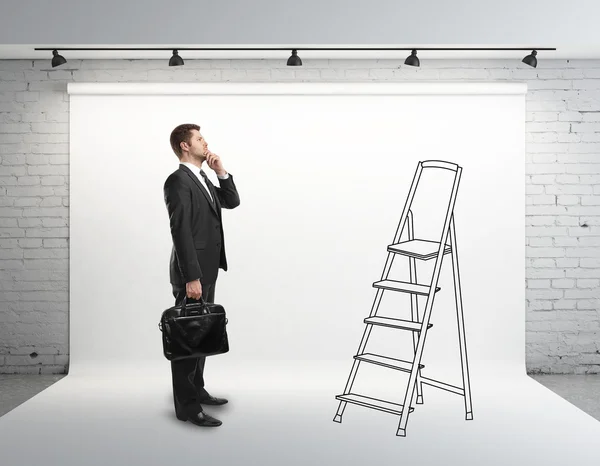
[163,123,240,427]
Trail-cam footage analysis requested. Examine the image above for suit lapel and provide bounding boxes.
[180,164,219,216]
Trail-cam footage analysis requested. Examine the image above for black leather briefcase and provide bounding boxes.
[159,296,229,361]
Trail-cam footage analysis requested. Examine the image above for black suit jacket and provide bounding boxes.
[163,164,240,288]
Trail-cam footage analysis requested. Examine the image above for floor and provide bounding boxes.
[2,373,599,420]
[0,363,599,466]
[528,373,600,421]
[0,374,65,417]
[0,372,597,419]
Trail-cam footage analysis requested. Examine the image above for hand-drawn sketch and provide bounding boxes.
[334,160,473,437]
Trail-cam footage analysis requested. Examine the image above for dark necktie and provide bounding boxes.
[199,170,215,205]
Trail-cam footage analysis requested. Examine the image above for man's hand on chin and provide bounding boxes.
[206,150,227,177]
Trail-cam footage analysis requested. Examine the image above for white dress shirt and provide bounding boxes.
[181,162,229,203]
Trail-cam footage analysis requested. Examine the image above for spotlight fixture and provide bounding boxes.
[51,50,67,67]
[37,47,555,68]
[287,49,302,66]
[169,49,184,66]
[522,50,538,68]
[404,49,420,67]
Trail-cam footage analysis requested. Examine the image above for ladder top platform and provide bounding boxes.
[388,239,452,261]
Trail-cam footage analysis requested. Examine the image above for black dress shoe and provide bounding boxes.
[177,411,222,427]
[199,395,228,406]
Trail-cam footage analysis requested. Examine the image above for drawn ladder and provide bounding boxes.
[333,160,473,437]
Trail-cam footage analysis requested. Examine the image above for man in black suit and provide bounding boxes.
[163,123,240,427]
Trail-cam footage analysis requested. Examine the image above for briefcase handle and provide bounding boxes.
[180,295,208,317]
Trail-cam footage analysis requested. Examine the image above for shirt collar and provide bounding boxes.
[181,162,202,177]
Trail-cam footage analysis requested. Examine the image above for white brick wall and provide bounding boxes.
[1,57,599,374]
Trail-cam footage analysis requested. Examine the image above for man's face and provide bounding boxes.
[186,129,208,159]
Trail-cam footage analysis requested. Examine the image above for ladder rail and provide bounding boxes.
[396,165,463,436]
[450,213,473,420]
[408,210,424,404]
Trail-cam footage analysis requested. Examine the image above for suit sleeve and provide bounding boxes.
[213,173,241,209]
[163,176,202,282]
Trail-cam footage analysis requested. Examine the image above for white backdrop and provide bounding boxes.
[68,82,526,380]
[7,81,600,466]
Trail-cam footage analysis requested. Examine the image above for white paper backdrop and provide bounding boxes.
[7,81,600,466]
[68,83,526,379]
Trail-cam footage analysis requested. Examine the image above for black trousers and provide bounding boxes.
[170,282,216,416]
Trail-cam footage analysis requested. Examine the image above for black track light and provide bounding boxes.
[404,49,420,67]
[522,50,538,68]
[287,49,302,66]
[169,49,184,66]
[36,46,555,68]
[51,50,66,67]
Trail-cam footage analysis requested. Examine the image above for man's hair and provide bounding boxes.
[170,124,200,159]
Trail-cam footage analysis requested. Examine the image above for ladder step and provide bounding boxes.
[354,353,424,372]
[388,239,451,261]
[373,279,440,295]
[335,393,415,415]
[364,316,433,331]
